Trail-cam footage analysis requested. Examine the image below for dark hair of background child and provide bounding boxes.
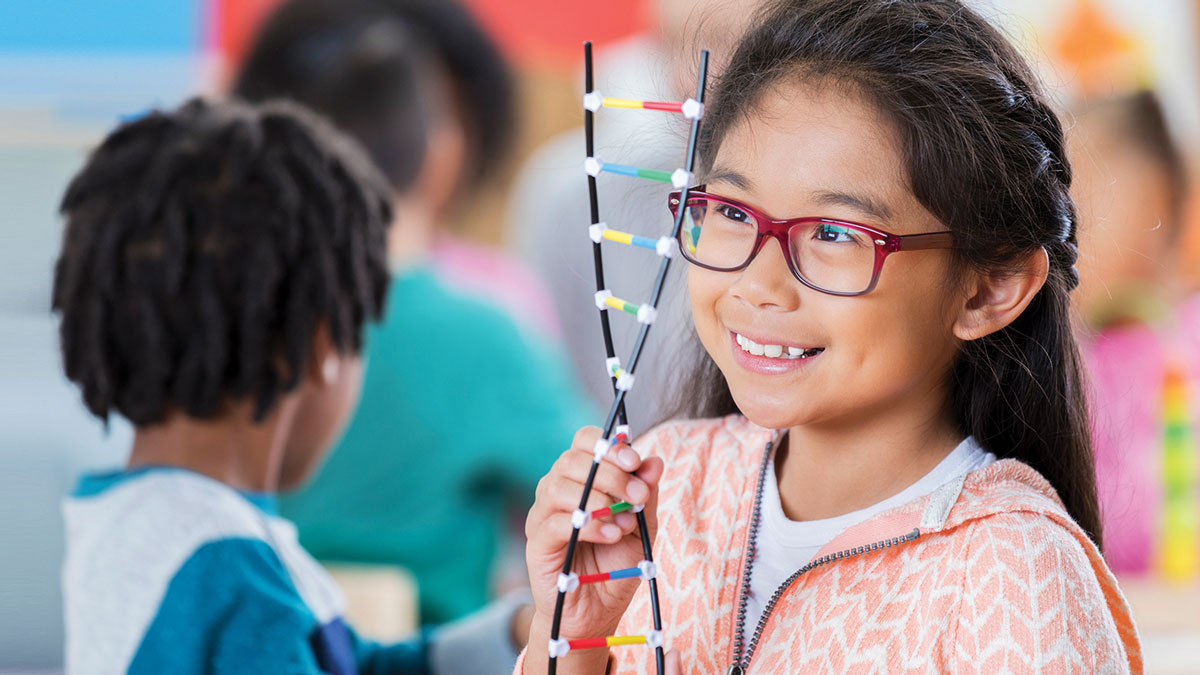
[1083,90,1188,233]
[673,0,1104,547]
[53,98,393,426]
[232,0,515,195]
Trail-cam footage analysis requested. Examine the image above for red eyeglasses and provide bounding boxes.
[668,188,955,296]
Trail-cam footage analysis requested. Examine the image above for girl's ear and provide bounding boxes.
[952,248,1049,341]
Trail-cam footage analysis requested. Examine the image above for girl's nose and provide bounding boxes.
[729,234,800,311]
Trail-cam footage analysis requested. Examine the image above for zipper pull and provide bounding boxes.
[726,666,745,675]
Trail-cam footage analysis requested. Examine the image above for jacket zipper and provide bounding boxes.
[726,440,922,675]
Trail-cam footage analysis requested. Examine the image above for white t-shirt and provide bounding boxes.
[741,436,996,644]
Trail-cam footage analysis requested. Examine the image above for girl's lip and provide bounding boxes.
[728,331,822,374]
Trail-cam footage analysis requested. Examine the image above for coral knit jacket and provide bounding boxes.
[520,415,1142,674]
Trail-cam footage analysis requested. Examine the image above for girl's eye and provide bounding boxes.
[815,224,859,243]
[715,204,751,223]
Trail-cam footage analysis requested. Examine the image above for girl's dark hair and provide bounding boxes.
[53,97,393,425]
[678,0,1102,546]
[232,0,514,193]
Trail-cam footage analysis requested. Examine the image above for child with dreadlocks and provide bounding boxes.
[55,98,523,674]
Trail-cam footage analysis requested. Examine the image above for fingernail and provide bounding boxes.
[615,512,635,529]
[601,524,621,539]
[618,447,639,470]
[627,479,647,503]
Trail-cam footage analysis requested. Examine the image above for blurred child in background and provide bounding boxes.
[234,0,596,627]
[1072,91,1187,331]
[1069,90,1199,578]
[56,98,522,674]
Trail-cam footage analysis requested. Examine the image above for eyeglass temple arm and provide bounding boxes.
[896,232,955,251]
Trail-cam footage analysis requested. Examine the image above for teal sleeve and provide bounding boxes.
[351,626,432,675]
[129,539,325,675]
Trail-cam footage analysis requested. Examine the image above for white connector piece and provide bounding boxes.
[548,638,571,658]
[638,560,658,581]
[557,572,580,593]
[616,371,636,391]
[637,304,657,325]
[593,437,611,462]
[572,508,592,529]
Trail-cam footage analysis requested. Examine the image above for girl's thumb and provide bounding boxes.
[664,649,682,675]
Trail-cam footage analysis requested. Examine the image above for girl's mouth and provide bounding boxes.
[729,331,824,375]
[733,331,823,360]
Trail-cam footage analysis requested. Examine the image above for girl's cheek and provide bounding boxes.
[686,269,709,323]
[688,271,726,333]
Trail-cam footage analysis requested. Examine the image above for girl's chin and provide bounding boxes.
[728,391,814,431]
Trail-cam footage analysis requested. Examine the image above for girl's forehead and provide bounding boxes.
[712,81,940,233]
[725,81,900,172]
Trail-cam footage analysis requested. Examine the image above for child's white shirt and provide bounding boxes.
[742,436,997,645]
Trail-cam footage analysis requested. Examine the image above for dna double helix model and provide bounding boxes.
[546,42,710,675]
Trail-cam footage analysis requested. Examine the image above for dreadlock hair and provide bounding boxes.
[673,0,1103,547]
[52,97,393,426]
[232,0,515,194]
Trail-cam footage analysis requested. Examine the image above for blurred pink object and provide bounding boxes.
[430,236,563,340]
[1084,293,1200,574]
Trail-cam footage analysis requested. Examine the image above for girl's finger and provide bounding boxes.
[527,479,621,540]
[533,454,663,542]
[571,425,642,474]
[613,511,637,533]
[570,425,603,451]
[555,447,652,507]
[664,649,681,675]
[603,440,644,472]
[544,472,623,511]
[534,511,626,547]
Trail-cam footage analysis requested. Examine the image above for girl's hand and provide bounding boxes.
[522,426,665,674]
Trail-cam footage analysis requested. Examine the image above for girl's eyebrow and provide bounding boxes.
[707,167,894,222]
[813,190,894,222]
[706,167,753,191]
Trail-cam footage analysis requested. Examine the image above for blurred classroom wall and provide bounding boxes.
[0,2,203,670]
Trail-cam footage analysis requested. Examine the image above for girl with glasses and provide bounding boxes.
[520,0,1142,672]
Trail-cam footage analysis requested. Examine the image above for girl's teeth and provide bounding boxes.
[736,333,819,360]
